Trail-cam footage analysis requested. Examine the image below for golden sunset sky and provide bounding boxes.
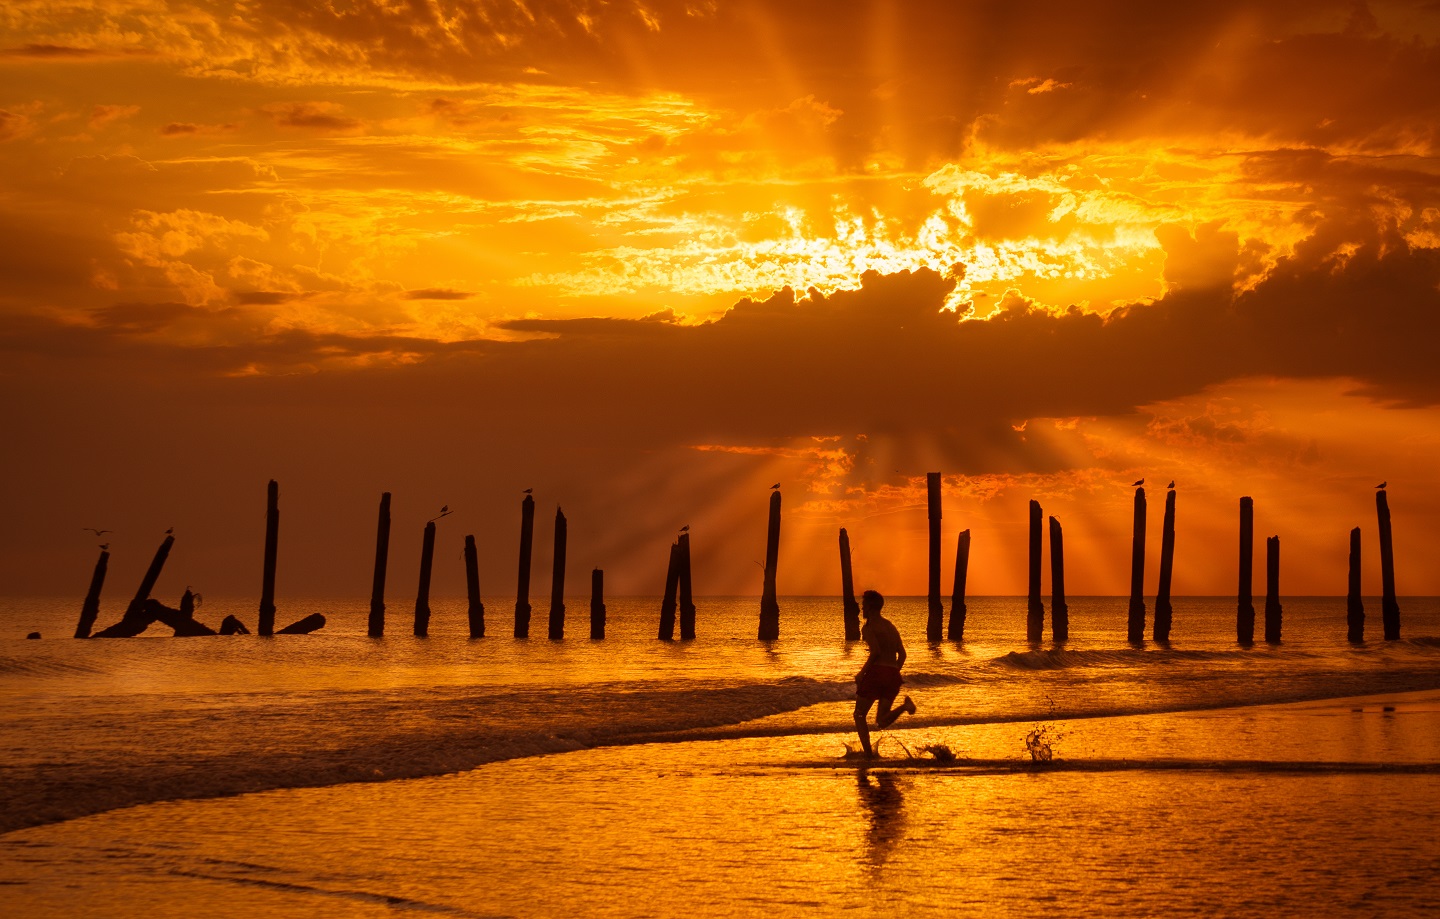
[3,1,1439,602]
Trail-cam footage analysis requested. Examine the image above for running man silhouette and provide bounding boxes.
[853,589,917,757]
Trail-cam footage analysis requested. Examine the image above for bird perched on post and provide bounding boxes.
[1167,481,1175,489]
[523,488,533,494]
[165,527,174,535]
[430,505,452,522]
[679,525,689,532]
[770,483,781,489]
[1376,482,1387,489]
[1132,479,1144,487]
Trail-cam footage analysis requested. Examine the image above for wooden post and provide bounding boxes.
[1049,516,1068,642]
[678,531,696,640]
[658,540,680,640]
[1237,496,1255,645]
[368,492,391,638]
[1264,535,1282,644]
[465,534,484,638]
[590,568,606,639]
[839,527,861,640]
[948,528,970,640]
[414,520,435,637]
[259,479,279,636]
[515,494,534,638]
[549,507,567,640]
[925,473,945,641]
[759,489,781,640]
[180,588,195,619]
[1154,488,1176,643]
[1377,489,1401,640]
[1347,526,1364,643]
[1127,486,1147,643]
[128,535,174,619]
[75,548,110,638]
[1027,500,1044,642]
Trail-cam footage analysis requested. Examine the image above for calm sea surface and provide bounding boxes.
[3,595,1439,917]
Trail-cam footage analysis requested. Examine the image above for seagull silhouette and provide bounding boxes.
[430,505,452,522]
[770,483,781,489]
[680,525,689,532]
[1376,482,1387,489]
[1167,480,1175,489]
[99,543,110,551]
[1132,479,1144,487]
[165,527,174,535]
[82,528,111,537]
[523,488,533,494]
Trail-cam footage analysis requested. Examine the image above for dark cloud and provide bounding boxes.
[1,43,103,58]
[233,291,299,305]
[262,102,363,132]
[402,288,473,300]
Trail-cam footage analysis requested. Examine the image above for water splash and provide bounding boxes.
[1025,724,1059,762]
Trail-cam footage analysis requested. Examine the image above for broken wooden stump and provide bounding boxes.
[465,534,485,638]
[74,547,110,639]
[219,615,251,635]
[590,568,606,639]
[1049,516,1068,642]
[759,489,781,640]
[678,531,696,640]
[1127,486,1147,644]
[153,599,217,637]
[515,493,535,639]
[948,528,970,641]
[1264,535,1282,644]
[839,527,861,641]
[1377,489,1401,640]
[95,598,215,638]
[125,534,174,621]
[414,520,435,637]
[1027,500,1044,642]
[1237,496,1255,645]
[258,479,280,637]
[369,491,391,638]
[277,613,326,635]
[658,540,680,641]
[1347,526,1364,643]
[926,472,943,642]
[1154,487,1177,643]
[549,507,567,640]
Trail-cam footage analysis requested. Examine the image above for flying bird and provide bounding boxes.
[1132,479,1144,487]
[1376,482,1387,489]
[1167,481,1175,489]
[82,528,111,537]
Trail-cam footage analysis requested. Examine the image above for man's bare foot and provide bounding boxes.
[901,696,917,716]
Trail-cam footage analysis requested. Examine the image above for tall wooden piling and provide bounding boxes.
[515,494,535,638]
[1127,486,1147,643]
[1154,488,1177,643]
[1377,489,1401,640]
[1237,496,1255,645]
[259,479,280,636]
[1346,527,1364,643]
[465,534,485,638]
[127,535,174,619]
[659,540,680,640]
[75,547,110,639]
[1027,500,1044,642]
[414,520,435,637]
[948,529,970,640]
[1264,535,1282,644]
[678,531,696,640]
[759,490,781,640]
[926,472,943,641]
[549,508,567,640]
[839,527,861,641]
[590,568,606,639]
[368,492,391,638]
[1049,516,1068,642]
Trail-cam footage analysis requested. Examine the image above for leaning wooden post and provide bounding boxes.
[368,492,391,638]
[926,472,943,641]
[127,535,174,619]
[948,528,970,640]
[678,531,697,640]
[1377,489,1401,640]
[1027,500,1044,642]
[258,479,280,636]
[1346,527,1364,643]
[414,520,435,637]
[758,489,781,640]
[1237,496,1255,645]
[1049,516,1068,642]
[1154,488,1177,643]
[465,534,484,638]
[548,507,567,640]
[1126,486,1147,643]
[839,527,861,640]
[515,494,535,638]
[590,568,606,639]
[75,547,110,638]
[1264,535,1282,644]
[658,540,680,640]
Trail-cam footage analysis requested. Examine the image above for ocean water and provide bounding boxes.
[3,595,1440,917]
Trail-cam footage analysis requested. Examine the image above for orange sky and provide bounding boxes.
[3,1,1440,602]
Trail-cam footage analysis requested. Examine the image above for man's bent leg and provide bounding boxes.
[875,694,900,729]
[854,697,877,757]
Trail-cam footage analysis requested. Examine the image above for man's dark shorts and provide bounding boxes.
[856,663,903,702]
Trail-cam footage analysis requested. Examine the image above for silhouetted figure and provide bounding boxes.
[1132,478,1144,487]
[853,590,916,758]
